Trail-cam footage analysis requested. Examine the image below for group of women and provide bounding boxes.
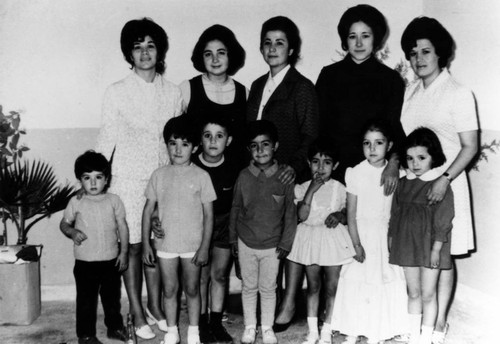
[95,3,477,344]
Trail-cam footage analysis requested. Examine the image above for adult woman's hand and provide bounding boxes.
[381,156,399,196]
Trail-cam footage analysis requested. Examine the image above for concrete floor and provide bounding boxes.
[0,289,491,344]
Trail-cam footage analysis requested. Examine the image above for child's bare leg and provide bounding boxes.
[323,265,341,324]
[200,262,211,315]
[435,264,454,331]
[305,265,321,318]
[123,243,147,326]
[421,267,440,327]
[275,260,303,324]
[404,266,423,315]
[210,247,232,312]
[144,262,164,320]
[158,257,180,327]
[181,257,202,326]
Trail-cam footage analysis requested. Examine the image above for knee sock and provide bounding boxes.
[307,317,318,334]
[409,314,422,344]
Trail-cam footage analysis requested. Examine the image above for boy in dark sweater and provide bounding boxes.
[229,120,297,344]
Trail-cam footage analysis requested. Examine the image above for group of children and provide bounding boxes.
[60,114,453,344]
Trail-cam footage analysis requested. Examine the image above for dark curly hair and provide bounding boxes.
[401,17,454,69]
[120,18,169,74]
[402,127,446,169]
[307,138,339,164]
[260,16,301,67]
[191,25,245,76]
[163,115,200,146]
[337,4,388,52]
[74,150,111,185]
[246,120,278,145]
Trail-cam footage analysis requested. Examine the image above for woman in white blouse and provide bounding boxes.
[400,17,478,344]
[96,18,183,339]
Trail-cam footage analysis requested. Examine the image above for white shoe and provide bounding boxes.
[187,333,200,344]
[341,336,357,344]
[241,327,257,344]
[432,323,449,344]
[320,327,332,344]
[262,328,278,344]
[302,331,319,344]
[393,333,410,342]
[161,332,180,344]
[145,308,168,332]
[135,324,156,339]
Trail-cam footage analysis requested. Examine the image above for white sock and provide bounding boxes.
[419,325,433,344]
[188,325,199,336]
[307,317,318,333]
[245,324,257,330]
[261,325,272,331]
[408,314,422,344]
[167,325,178,334]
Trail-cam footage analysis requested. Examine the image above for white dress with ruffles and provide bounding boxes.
[287,179,355,266]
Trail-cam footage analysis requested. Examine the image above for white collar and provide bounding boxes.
[198,153,225,167]
[268,64,290,86]
[406,168,442,181]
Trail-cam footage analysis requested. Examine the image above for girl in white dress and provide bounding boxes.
[332,120,407,344]
[287,140,355,344]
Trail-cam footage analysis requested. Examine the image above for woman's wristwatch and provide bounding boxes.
[442,172,453,182]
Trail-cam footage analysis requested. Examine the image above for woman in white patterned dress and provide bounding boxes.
[400,17,478,343]
[95,18,183,339]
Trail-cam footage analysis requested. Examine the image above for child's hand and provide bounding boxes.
[325,212,345,228]
[231,243,239,258]
[151,217,164,238]
[353,244,365,263]
[276,247,289,260]
[116,252,129,272]
[71,229,87,246]
[278,165,296,185]
[430,248,440,269]
[142,244,156,266]
[75,187,85,200]
[309,172,324,193]
[192,247,209,267]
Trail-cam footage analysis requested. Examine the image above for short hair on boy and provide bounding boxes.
[120,17,169,74]
[401,17,454,68]
[191,24,246,76]
[260,16,301,67]
[402,127,446,169]
[74,150,111,181]
[307,138,339,163]
[246,120,278,145]
[200,113,232,137]
[337,4,388,52]
[163,115,200,146]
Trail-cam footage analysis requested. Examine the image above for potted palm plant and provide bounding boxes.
[0,105,77,325]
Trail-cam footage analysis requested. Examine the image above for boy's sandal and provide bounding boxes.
[135,324,156,339]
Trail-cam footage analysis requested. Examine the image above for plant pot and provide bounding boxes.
[0,245,42,325]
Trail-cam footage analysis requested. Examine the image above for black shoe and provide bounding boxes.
[272,319,293,333]
[107,328,127,341]
[78,337,103,344]
[200,325,217,344]
[211,323,233,343]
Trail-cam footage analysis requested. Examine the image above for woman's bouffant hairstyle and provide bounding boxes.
[74,150,111,188]
[401,127,446,169]
[401,17,454,68]
[307,138,339,164]
[120,17,169,74]
[338,4,388,52]
[191,25,246,76]
[260,16,301,67]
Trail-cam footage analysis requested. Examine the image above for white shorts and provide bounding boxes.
[156,251,196,259]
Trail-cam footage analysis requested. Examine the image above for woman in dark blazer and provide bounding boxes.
[247,16,319,184]
[246,16,319,333]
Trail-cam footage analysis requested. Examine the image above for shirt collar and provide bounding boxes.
[406,168,442,181]
[198,153,225,167]
[248,160,279,177]
[267,64,290,87]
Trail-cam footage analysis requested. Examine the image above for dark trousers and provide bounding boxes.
[73,259,123,338]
